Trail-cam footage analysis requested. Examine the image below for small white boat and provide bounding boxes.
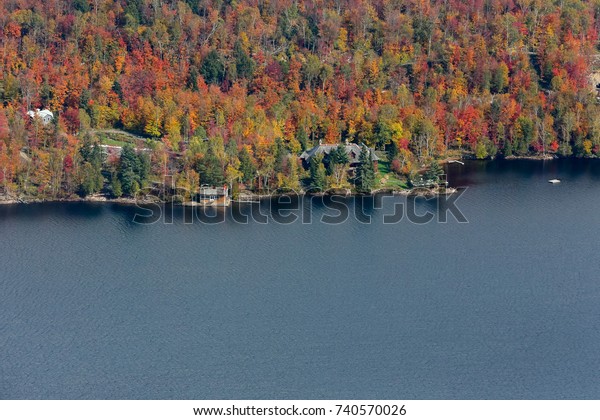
[548,179,561,184]
[448,160,465,165]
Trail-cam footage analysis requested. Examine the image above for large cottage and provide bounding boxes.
[299,141,379,171]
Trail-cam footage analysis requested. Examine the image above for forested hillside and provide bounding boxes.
[1,0,599,198]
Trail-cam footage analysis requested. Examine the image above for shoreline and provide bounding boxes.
[503,154,558,161]
[441,154,559,163]
[0,186,458,207]
[0,194,149,207]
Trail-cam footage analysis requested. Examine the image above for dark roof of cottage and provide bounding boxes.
[199,185,228,196]
[299,143,379,164]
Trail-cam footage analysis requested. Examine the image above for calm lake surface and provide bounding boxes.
[1,159,600,399]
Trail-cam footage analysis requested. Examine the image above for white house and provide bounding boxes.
[27,109,54,124]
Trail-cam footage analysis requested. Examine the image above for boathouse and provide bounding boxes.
[198,185,230,206]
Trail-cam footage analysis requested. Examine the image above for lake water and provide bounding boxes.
[1,159,599,399]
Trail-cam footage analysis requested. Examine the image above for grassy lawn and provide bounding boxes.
[376,160,408,190]
[378,159,391,175]
[98,137,128,147]
[94,129,152,148]
[381,176,408,189]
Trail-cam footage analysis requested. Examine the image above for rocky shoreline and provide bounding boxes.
[230,186,458,203]
[1,186,459,207]
[0,194,149,206]
[504,154,558,161]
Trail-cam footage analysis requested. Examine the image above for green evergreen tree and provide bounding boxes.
[355,145,375,193]
[200,50,225,85]
[187,67,200,91]
[309,155,327,191]
[196,147,225,186]
[331,145,349,166]
[387,140,398,161]
[274,138,287,174]
[78,134,104,196]
[73,0,91,12]
[329,144,350,186]
[79,162,103,196]
[491,63,509,94]
[297,126,309,150]
[79,133,103,167]
[118,144,148,196]
[226,139,238,160]
[238,146,256,183]
[497,123,512,156]
[138,153,150,182]
[111,175,123,198]
[111,80,123,101]
[424,161,444,182]
[233,40,255,80]
[322,150,333,176]
[514,116,534,156]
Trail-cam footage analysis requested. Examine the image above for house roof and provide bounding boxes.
[300,143,379,164]
[199,185,228,196]
[27,109,54,121]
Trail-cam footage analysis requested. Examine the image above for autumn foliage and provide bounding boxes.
[0,0,599,198]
